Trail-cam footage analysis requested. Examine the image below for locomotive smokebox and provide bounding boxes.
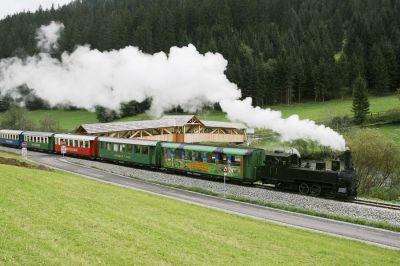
[344,149,352,170]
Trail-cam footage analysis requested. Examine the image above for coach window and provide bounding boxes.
[127,144,132,153]
[120,144,126,152]
[232,156,241,166]
[207,153,213,163]
[106,143,111,151]
[184,150,191,160]
[201,152,207,162]
[195,152,201,162]
[214,153,221,163]
[175,149,182,159]
[221,154,228,164]
[142,146,148,155]
[113,144,119,152]
[134,145,141,154]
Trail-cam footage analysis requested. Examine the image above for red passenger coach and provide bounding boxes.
[54,134,98,157]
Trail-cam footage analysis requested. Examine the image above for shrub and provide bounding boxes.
[95,105,119,123]
[38,114,61,132]
[366,108,400,124]
[327,115,352,130]
[346,128,400,198]
[0,105,35,130]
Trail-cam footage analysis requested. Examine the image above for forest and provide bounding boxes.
[0,0,400,108]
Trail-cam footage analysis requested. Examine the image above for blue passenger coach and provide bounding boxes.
[0,130,24,148]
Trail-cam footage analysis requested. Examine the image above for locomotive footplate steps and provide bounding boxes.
[27,152,400,250]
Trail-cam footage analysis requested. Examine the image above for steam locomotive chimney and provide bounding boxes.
[344,149,352,170]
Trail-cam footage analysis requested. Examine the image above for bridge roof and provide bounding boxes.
[78,115,246,134]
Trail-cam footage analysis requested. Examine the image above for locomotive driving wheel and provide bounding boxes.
[299,183,309,195]
[309,185,322,196]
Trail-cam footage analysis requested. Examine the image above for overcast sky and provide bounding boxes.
[1,0,75,19]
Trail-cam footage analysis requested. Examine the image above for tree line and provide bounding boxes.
[0,0,400,108]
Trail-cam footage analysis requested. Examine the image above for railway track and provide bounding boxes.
[353,199,400,211]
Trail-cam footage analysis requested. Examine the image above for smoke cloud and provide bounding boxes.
[0,21,346,150]
[36,21,65,52]
[220,98,346,150]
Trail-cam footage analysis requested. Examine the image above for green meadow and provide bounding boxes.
[0,161,399,265]
[0,95,398,127]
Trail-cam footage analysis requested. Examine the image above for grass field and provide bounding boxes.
[274,95,400,122]
[1,164,399,265]
[0,110,97,131]
[372,123,400,147]
[0,95,398,130]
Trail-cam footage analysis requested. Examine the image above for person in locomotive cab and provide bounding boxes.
[305,162,311,168]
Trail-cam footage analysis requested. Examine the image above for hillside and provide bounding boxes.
[1,0,400,107]
[0,154,398,264]
[0,95,398,132]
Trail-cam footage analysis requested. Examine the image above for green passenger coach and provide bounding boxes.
[160,142,265,182]
[97,137,161,166]
[23,131,55,152]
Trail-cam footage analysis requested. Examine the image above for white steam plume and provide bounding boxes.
[36,21,65,52]
[0,21,346,151]
[220,98,346,150]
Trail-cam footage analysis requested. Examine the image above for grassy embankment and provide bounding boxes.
[1,157,399,264]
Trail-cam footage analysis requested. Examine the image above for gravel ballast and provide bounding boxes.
[1,145,399,226]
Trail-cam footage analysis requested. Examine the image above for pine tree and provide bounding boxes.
[352,75,370,125]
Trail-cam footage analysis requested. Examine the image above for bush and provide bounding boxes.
[38,114,60,132]
[346,128,400,199]
[95,105,119,123]
[327,115,352,130]
[25,94,50,110]
[366,108,400,124]
[0,94,13,112]
[0,105,35,130]
[120,99,151,118]
[368,187,400,202]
